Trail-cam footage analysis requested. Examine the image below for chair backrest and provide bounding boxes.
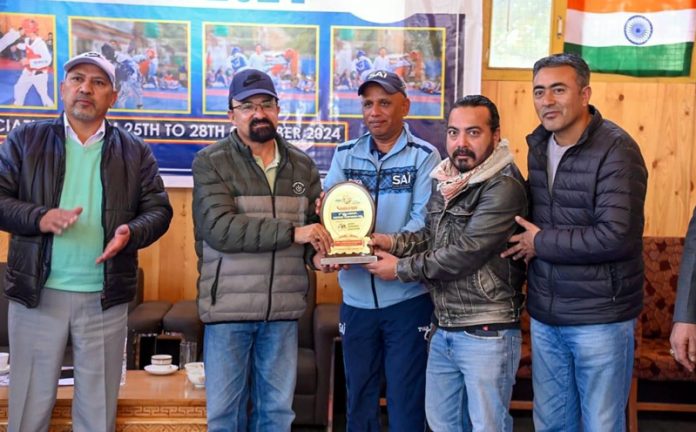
[297,266,317,350]
[641,237,685,339]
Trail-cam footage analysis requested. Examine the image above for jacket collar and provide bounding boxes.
[227,129,289,163]
[350,122,416,160]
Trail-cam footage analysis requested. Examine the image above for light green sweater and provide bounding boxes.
[44,136,104,292]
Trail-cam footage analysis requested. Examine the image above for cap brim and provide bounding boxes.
[231,88,278,102]
[358,79,404,96]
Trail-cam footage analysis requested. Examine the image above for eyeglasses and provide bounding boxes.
[230,99,277,115]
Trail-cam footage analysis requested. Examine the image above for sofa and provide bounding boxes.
[627,236,696,431]
[510,236,696,424]
[159,268,341,427]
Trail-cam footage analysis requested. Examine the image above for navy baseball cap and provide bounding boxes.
[229,69,278,103]
[358,70,407,97]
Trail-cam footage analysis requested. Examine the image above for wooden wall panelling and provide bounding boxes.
[592,82,695,236]
[481,80,540,176]
[139,188,198,302]
[316,271,341,304]
[0,232,7,262]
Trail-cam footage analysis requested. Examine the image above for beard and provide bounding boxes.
[449,147,477,173]
[249,118,277,143]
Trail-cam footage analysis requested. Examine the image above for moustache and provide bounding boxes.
[250,119,273,128]
[453,148,476,160]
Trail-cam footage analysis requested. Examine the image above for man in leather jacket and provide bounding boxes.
[367,95,527,431]
[0,51,172,432]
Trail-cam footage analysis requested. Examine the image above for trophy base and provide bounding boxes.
[320,255,378,265]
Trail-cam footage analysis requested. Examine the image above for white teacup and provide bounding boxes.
[0,352,8,369]
[151,354,172,366]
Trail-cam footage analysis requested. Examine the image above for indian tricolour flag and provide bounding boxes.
[564,0,696,76]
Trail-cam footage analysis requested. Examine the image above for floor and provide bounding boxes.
[292,344,696,431]
[294,379,696,432]
[294,411,696,432]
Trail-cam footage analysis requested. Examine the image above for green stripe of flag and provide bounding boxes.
[564,42,693,77]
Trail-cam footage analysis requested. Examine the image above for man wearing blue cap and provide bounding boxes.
[0,51,172,431]
[319,70,441,431]
[192,69,331,431]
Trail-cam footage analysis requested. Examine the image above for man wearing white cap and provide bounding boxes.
[0,51,172,432]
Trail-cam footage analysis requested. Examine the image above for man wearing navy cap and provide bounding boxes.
[0,51,172,431]
[319,70,441,431]
[192,69,331,431]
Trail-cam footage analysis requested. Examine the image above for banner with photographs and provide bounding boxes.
[0,0,482,186]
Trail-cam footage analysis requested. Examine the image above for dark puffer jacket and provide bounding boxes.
[192,131,321,323]
[0,115,173,310]
[526,106,648,325]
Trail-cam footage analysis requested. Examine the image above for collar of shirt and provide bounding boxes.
[252,140,280,170]
[63,113,106,148]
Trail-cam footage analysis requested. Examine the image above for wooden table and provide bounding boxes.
[0,370,206,431]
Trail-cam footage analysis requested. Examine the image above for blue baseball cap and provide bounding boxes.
[228,69,278,103]
[358,70,407,97]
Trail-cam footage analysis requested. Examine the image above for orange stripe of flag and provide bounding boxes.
[567,0,696,13]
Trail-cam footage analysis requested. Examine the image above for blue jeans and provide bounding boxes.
[531,318,635,432]
[204,321,297,432]
[425,327,521,432]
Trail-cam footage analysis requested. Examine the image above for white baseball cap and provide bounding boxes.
[64,51,116,89]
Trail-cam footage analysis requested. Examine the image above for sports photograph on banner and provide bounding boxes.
[0,1,481,186]
[331,25,445,119]
[69,17,190,113]
[0,12,57,110]
[203,23,319,116]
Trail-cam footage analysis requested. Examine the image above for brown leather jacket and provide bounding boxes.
[392,161,528,328]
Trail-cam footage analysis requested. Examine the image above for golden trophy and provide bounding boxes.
[320,182,378,265]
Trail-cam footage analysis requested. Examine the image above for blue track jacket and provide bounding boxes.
[324,123,441,309]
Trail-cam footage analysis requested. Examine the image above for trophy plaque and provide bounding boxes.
[320,182,378,265]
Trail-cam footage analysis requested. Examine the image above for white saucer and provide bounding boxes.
[0,365,9,375]
[144,364,178,376]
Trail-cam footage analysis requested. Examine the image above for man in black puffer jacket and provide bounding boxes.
[0,51,172,432]
[503,53,647,431]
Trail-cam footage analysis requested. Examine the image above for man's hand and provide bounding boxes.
[364,250,399,281]
[96,224,130,264]
[39,207,83,235]
[500,216,540,264]
[670,322,696,372]
[369,233,393,252]
[294,223,332,254]
[311,251,347,273]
